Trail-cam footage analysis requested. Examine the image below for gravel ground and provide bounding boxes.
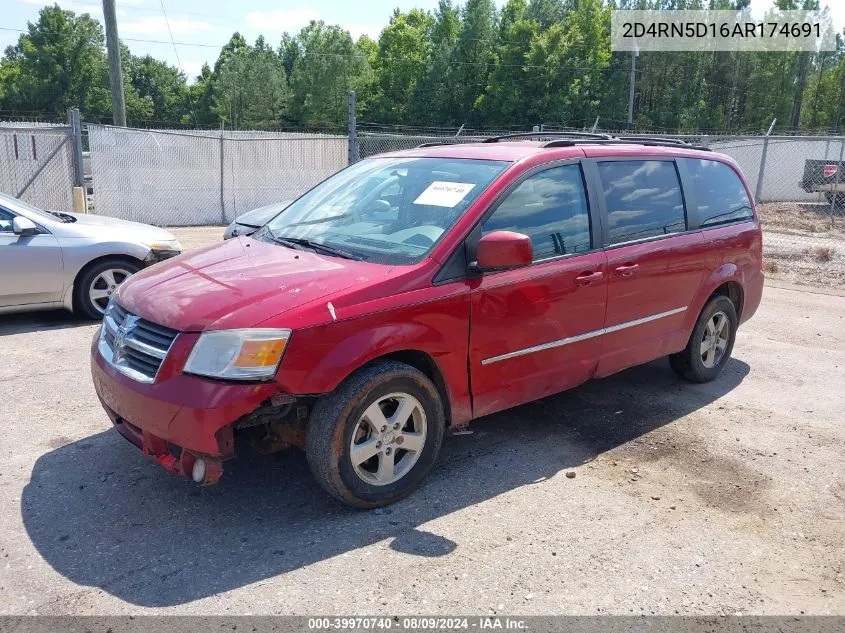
[0,228,843,616]
[758,202,845,288]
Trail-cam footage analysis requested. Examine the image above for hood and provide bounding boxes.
[115,236,392,331]
[234,201,291,228]
[50,212,177,244]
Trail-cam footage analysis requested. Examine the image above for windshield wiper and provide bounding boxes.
[287,213,349,226]
[268,232,365,261]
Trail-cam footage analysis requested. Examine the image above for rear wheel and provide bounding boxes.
[669,295,737,383]
[74,259,139,319]
[306,360,445,508]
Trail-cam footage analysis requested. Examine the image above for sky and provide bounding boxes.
[2,0,844,83]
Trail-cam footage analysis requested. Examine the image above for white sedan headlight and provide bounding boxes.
[145,239,182,253]
[184,329,291,380]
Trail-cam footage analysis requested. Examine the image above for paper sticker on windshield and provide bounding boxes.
[413,181,475,208]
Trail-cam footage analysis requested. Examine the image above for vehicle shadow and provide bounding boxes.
[21,358,749,607]
[0,310,93,336]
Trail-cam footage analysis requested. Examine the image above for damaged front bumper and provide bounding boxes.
[91,334,285,484]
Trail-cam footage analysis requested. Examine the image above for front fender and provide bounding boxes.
[275,289,472,425]
[61,241,153,310]
[65,240,152,275]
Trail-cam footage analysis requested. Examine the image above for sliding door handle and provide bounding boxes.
[574,271,604,286]
[614,263,640,276]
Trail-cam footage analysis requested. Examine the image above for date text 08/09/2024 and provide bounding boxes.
[307,617,528,630]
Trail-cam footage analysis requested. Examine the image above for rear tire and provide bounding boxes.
[306,360,445,508]
[73,258,140,320]
[669,295,737,383]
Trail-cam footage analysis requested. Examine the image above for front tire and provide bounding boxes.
[74,259,140,320]
[306,360,445,508]
[669,295,738,383]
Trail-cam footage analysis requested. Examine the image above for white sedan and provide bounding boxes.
[0,193,181,319]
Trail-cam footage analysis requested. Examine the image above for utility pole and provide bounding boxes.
[102,0,126,126]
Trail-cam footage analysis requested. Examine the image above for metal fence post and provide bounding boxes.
[68,108,84,187]
[220,123,226,224]
[755,119,777,203]
[348,90,358,165]
[754,136,768,203]
[829,139,844,226]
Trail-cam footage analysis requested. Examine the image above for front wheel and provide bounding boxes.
[669,295,738,383]
[306,360,445,508]
[74,259,140,319]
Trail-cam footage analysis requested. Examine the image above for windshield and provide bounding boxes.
[259,157,509,265]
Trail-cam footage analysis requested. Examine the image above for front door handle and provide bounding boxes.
[614,263,640,276]
[574,271,604,286]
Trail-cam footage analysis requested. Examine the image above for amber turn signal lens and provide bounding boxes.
[233,338,288,367]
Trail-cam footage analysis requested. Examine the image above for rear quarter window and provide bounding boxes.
[683,159,754,227]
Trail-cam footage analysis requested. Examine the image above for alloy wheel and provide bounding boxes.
[88,268,133,314]
[349,392,427,486]
[700,310,730,369]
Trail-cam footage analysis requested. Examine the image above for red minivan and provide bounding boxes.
[91,134,763,507]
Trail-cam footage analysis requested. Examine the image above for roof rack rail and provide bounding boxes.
[541,138,712,152]
[614,135,688,145]
[482,131,613,143]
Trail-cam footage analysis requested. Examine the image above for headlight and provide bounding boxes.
[145,239,182,253]
[184,329,291,380]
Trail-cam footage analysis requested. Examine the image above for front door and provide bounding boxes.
[469,163,608,417]
[0,208,64,308]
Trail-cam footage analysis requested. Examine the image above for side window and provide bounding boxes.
[0,209,14,233]
[481,164,591,260]
[684,159,754,227]
[597,160,686,245]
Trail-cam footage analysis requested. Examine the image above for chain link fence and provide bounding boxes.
[2,114,842,288]
[0,122,76,211]
[87,125,347,226]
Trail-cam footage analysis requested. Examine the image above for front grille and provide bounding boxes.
[98,301,179,383]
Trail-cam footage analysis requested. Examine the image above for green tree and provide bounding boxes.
[214,36,290,129]
[370,9,434,123]
[412,0,462,124]
[477,0,539,126]
[0,5,110,119]
[452,0,498,125]
[125,53,190,125]
[288,21,372,128]
[186,62,217,125]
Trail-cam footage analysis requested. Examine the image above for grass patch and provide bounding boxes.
[808,246,835,263]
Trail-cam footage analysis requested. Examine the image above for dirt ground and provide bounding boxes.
[0,228,843,616]
[758,202,845,289]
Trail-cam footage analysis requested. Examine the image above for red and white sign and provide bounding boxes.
[823,164,838,178]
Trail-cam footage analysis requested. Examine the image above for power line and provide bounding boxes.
[0,26,642,73]
[158,0,197,123]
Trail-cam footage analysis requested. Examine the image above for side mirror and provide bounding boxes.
[472,230,533,272]
[12,216,37,237]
